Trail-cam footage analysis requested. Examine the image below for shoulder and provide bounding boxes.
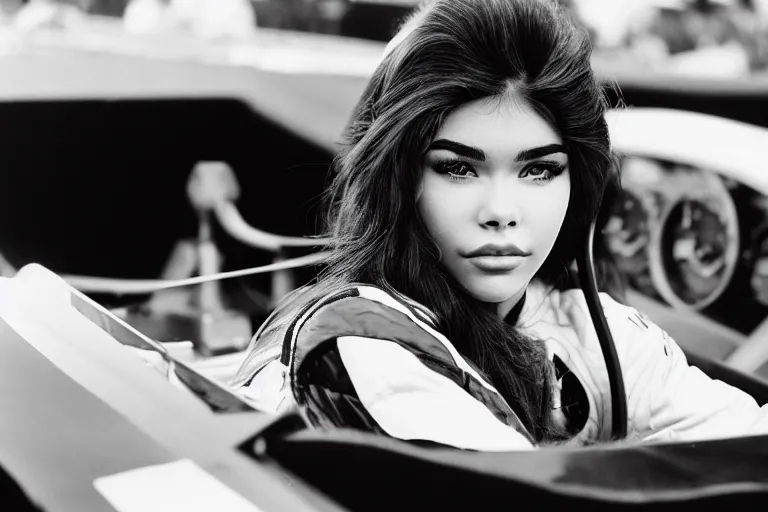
[535,284,674,367]
[519,281,673,376]
[282,284,439,353]
[522,283,676,440]
[285,283,502,402]
[524,281,667,339]
[291,285,531,442]
[287,284,449,371]
[232,283,442,389]
[304,284,439,330]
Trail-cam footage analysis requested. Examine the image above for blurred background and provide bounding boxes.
[0,0,768,76]
[2,0,768,378]
[2,0,768,75]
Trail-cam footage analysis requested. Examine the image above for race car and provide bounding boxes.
[2,13,768,511]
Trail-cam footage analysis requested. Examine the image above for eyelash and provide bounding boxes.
[432,159,566,184]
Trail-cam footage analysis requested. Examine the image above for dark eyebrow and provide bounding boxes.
[515,144,566,162]
[427,139,486,161]
[428,140,565,163]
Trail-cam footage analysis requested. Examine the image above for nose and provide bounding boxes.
[477,179,521,229]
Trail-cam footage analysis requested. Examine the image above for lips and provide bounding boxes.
[463,244,531,273]
[467,255,525,272]
[464,243,531,258]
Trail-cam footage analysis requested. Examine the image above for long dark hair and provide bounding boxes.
[234,0,613,443]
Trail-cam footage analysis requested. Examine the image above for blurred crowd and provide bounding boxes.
[0,0,767,76]
[0,0,260,38]
[574,0,768,76]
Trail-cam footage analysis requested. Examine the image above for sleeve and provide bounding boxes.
[335,336,535,452]
[599,296,768,443]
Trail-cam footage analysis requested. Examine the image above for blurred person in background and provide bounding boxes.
[575,0,689,71]
[579,0,761,75]
[574,0,654,49]
[0,0,24,26]
[729,0,768,71]
[123,0,257,39]
[122,0,173,33]
[669,0,751,76]
[10,0,90,29]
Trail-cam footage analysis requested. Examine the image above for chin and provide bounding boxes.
[459,275,526,305]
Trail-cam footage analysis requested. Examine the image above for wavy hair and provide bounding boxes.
[234,0,613,443]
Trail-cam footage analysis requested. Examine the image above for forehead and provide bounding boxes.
[435,96,562,155]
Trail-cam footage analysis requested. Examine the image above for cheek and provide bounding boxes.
[529,179,571,249]
[416,176,463,242]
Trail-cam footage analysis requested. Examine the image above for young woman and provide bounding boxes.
[231,0,768,449]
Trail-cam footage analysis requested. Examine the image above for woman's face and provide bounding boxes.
[418,95,571,316]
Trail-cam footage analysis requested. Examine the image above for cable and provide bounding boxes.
[61,251,331,295]
[213,202,330,251]
[575,221,628,440]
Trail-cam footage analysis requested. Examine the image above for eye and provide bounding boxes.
[519,161,566,183]
[433,159,478,182]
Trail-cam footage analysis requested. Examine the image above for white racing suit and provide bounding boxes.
[236,281,768,450]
